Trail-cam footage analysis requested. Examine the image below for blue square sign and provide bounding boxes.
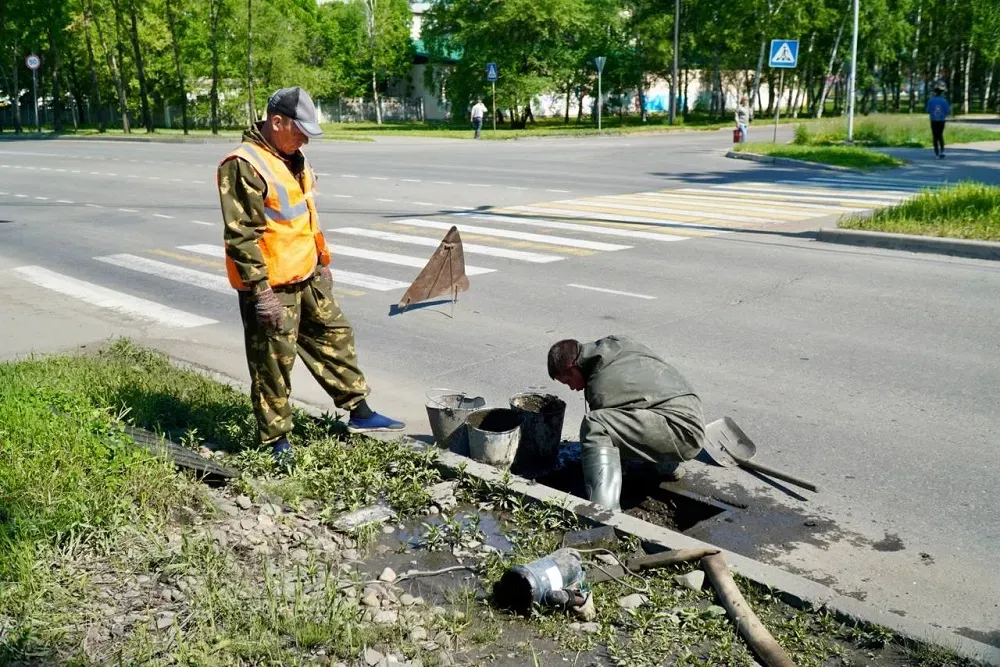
[769,39,799,68]
[486,62,499,82]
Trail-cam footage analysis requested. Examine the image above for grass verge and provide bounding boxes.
[840,182,1000,241]
[733,141,904,170]
[792,114,999,148]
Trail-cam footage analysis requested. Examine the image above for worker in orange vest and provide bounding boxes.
[217,86,404,468]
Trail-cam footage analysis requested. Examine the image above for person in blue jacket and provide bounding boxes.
[926,87,951,159]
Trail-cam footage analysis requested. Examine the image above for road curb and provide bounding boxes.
[160,353,1000,666]
[725,149,866,173]
[817,228,1000,261]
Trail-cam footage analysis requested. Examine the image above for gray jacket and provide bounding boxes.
[735,104,752,126]
[578,335,704,437]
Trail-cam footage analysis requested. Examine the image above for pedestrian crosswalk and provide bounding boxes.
[7,172,942,328]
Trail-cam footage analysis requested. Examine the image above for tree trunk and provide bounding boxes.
[11,37,22,133]
[576,87,583,123]
[82,2,105,132]
[365,2,382,125]
[247,0,256,123]
[962,45,972,114]
[984,66,994,114]
[47,23,64,132]
[371,69,382,125]
[564,81,570,124]
[908,1,921,112]
[125,1,153,132]
[164,0,188,133]
[751,39,765,114]
[210,0,221,134]
[92,0,128,132]
[638,76,647,122]
[816,18,845,119]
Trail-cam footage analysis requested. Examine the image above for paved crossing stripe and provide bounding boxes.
[96,254,231,293]
[332,245,495,275]
[624,191,849,213]
[506,205,734,232]
[456,212,688,242]
[554,198,779,224]
[389,218,632,251]
[12,265,217,328]
[327,228,564,263]
[179,244,411,291]
[706,185,900,206]
[779,179,916,194]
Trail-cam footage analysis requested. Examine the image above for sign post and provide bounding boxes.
[486,62,498,133]
[594,56,606,131]
[846,0,860,142]
[25,54,41,132]
[767,40,798,143]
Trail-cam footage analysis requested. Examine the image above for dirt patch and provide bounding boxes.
[873,532,906,552]
[511,393,566,414]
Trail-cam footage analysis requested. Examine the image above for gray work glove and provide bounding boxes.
[318,264,332,284]
[253,284,283,331]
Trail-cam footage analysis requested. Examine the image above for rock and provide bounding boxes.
[408,660,424,667]
[239,518,257,531]
[466,540,482,549]
[378,567,397,583]
[409,627,428,642]
[382,525,396,535]
[362,594,381,608]
[412,597,425,606]
[596,553,620,567]
[399,593,416,607]
[374,610,398,624]
[674,570,705,592]
[342,549,360,561]
[235,495,253,510]
[260,503,283,516]
[618,594,648,610]
[427,506,440,516]
[155,613,175,630]
[364,648,385,666]
[290,549,309,563]
[136,575,152,585]
[211,529,229,548]
[257,513,274,528]
[430,606,447,617]
[215,500,240,517]
[580,622,601,635]
[381,599,395,609]
[435,650,455,666]
[341,587,358,599]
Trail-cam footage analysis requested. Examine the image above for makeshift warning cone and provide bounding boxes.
[397,225,470,311]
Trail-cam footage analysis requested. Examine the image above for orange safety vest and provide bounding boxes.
[220,142,331,290]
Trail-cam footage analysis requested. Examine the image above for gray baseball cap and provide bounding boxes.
[267,86,324,138]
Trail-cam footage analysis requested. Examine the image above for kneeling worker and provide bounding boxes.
[548,335,705,510]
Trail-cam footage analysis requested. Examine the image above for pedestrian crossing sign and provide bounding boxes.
[769,39,799,68]
[486,62,499,82]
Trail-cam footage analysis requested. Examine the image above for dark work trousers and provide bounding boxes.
[473,117,483,139]
[931,120,946,155]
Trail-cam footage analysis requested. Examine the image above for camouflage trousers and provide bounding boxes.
[580,395,704,465]
[238,273,370,445]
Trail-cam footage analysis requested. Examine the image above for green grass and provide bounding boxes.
[841,182,1000,241]
[792,114,1000,148]
[734,141,904,170]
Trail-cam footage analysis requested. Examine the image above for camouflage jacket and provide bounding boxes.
[217,122,312,293]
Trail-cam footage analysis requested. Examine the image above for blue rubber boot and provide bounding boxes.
[347,412,405,434]
[271,438,294,472]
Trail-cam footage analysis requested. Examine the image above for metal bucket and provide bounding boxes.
[466,408,522,467]
[425,390,486,455]
[509,392,566,472]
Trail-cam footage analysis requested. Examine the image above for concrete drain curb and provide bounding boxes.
[165,355,1000,667]
[817,227,1000,261]
[724,149,866,173]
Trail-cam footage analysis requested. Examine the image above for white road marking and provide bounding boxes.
[467,183,490,188]
[191,180,207,185]
[556,198,777,224]
[332,245,495,275]
[153,214,174,219]
[179,244,409,291]
[413,201,436,206]
[332,194,353,199]
[341,174,357,178]
[401,179,421,183]
[776,179,914,195]
[701,186,898,206]
[506,186,528,191]
[392,218,632,251]
[14,194,27,198]
[168,178,182,183]
[734,183,908,201]
[508,206,734,232]
[57,199,74,204]
[456,212,687,243]
[546,189,571,193]
[85,203,103,208]
[433,181,453,185]
[11,265,217,328]
[89,171,101,175]
[328,227,564,263]
[96,254,230,293]
[148,176,160,180]
[370,176,388,181]
[316,172,331,176]
[34,196,49,200]
[631,191,860,213]
[376,198,396,203]
[567,283,656,300]
[189,220,214,226]
[118,208,139,213]
[799,177,928,191]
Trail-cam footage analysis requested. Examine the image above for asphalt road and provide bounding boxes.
[1,127,998,647]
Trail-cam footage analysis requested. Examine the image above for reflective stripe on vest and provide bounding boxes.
[230,145,312,222]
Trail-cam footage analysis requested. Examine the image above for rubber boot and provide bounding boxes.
[582,445,623,510]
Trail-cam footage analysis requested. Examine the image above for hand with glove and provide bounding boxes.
[317,263,332,284]
[253,283,284,331]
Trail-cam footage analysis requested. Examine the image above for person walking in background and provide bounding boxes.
[735,95,752,144]
[926,86,951,159]
[470,98,487,139]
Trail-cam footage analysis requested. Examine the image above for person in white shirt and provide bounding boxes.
[470,98,488,139]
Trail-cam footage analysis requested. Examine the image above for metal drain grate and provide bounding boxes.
[123,426,236,482]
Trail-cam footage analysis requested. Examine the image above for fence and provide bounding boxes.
[317,98,425,123]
